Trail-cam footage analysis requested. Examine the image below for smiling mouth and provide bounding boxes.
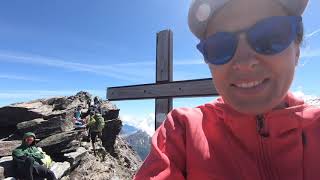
[231,78,270,89]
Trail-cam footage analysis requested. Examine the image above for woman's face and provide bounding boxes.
[25,136,34,145]
[206,0,300,115]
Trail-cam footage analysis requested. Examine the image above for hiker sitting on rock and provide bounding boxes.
[12,132,57,180]
[74,105,83,120]
[73,105,86,129]
[86,108,105,156]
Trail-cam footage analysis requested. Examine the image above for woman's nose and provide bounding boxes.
[232,34,259,71]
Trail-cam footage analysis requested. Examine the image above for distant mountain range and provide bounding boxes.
[120,124,151,160]
[125,130,151,160]
[120,124,139,136]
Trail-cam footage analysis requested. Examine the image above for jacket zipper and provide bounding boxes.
[256,114,269,137]
[256,115,276,180]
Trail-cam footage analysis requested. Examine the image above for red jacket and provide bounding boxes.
[134,93,320,180]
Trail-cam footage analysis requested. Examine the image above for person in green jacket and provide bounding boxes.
[86,108,105,156]
[12,132,57,180]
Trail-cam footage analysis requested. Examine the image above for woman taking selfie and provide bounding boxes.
[135,0,320,179]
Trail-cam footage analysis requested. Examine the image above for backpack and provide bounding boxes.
[94,114,105,132]
[37,147,53,168]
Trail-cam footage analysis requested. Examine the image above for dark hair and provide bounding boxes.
[281,5,304,46]
[296,20,304,46]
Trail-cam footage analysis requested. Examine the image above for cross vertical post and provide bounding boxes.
[155,30,173,129]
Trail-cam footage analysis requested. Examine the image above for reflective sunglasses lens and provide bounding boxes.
[204,32,237,65]
[248,16,296,55]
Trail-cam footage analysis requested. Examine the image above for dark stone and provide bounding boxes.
[16,116,73,139]
[37,131,81,156]
[101,118,122,156]
[64,147,87,168]
[0,156,14,178]
[60,140,80,153]
[103,109,120,120]
[0,126,16,139]
[48,97,72,111]
[0,107,42,127]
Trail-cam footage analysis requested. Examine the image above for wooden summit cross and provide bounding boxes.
[107,30,218,130]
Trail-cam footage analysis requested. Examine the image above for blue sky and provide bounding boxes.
[0,0,319,135]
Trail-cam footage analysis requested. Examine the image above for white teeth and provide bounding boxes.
[235,80,264,88]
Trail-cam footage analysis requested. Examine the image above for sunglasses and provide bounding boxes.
[197,16,302,65]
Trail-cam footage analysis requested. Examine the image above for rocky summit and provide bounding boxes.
[0,91,142,180]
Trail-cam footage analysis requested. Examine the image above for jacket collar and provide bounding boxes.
[210,92,307,137]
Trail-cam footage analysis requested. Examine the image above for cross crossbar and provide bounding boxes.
[107,30,218,130]
[107,78,217,100]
